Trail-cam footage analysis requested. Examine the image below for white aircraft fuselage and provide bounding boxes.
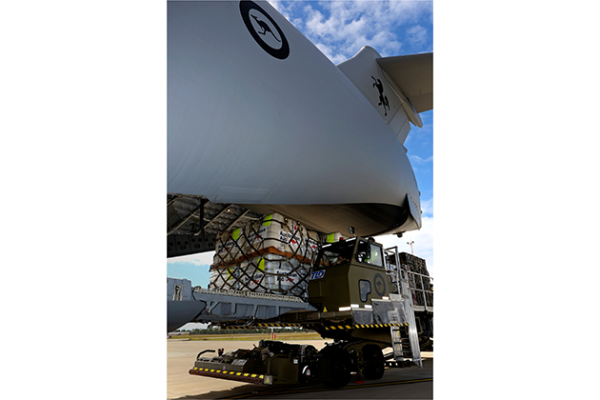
[168,1,431,237]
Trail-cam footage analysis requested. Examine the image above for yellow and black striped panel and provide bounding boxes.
[189,367,265,384]
[256,323,301,328]
[218,322,409,330]
[323,322,408,331]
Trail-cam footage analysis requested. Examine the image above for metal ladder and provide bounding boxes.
[385,246,423,368]
[388,323,420,367]
[390,324,404,358]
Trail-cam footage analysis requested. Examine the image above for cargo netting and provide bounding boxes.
[208,213,320,299]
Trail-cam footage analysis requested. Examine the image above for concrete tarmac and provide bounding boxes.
[168,339,433,399]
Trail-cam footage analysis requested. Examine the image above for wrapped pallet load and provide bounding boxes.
[209,213,318,299]
[208,264,240,291]
[301,230,320,264]
[213,227,246,265]
[244,213,310,261]
[237,254,310,295]
[322,231,345,244]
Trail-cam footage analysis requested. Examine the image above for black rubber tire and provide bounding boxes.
[318,347,351,388]
[362,345,385,380]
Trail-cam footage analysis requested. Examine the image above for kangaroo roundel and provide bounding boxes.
[240,1,289,60]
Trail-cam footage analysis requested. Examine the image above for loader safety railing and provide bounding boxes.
[402,269,433,311]
[384,246,433,312]
[192,287,306,303]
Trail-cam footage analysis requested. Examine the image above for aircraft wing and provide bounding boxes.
[377,52,433,114]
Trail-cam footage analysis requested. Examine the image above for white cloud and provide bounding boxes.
[406,25,427,46]
[168,251,215,266]
[420,197,433,216]
[267,0,290,16]
[265,1,434,64]
[304,8,327,35]
[267,1,301,27]
[409,154,433,164]
[314,42,347,65]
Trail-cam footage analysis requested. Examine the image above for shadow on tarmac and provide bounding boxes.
[170,359,433,400]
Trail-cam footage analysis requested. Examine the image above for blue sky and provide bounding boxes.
[168,0,435,283]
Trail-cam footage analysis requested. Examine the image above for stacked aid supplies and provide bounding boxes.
[208,213,320,299]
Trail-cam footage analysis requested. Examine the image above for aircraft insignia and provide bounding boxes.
[240,1,290,60]
[371,76,390,116]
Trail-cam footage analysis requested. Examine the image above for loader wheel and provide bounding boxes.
[318,347,351,388]
[362,345,384,380]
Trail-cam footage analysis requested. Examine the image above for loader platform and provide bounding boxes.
[184,238,432,387]
[189,367,265,385]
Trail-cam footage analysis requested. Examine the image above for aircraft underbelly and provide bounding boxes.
[243,202,418,237]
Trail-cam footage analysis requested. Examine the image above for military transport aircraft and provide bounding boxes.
[166,0,434,342]
[167,0,432,259]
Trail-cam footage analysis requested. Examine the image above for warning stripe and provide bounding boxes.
[322,322,408,331]
[189,368,265,384]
